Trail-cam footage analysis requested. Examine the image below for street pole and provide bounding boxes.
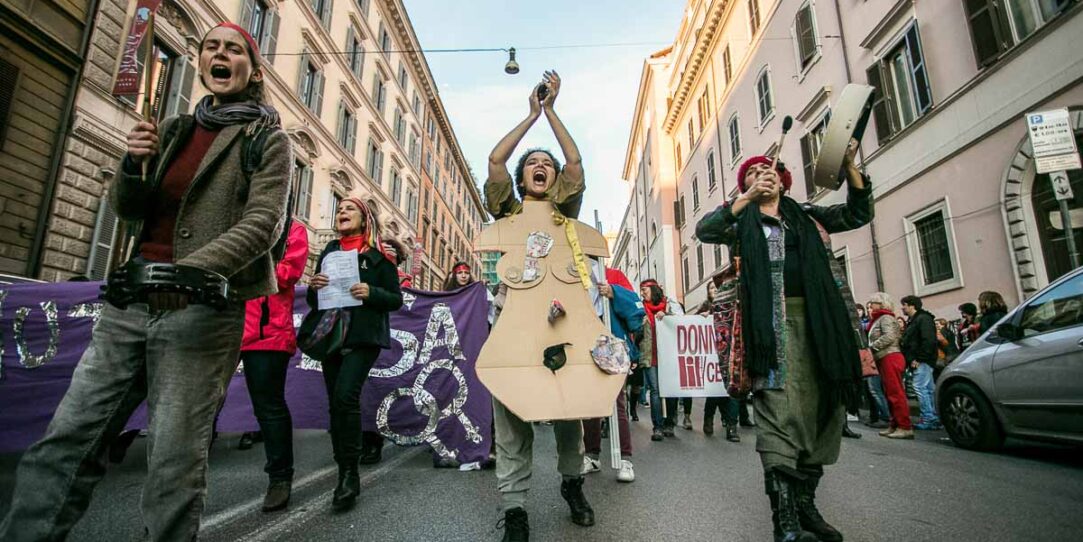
[1049,170,1080,269]
[1059,199,1080,268]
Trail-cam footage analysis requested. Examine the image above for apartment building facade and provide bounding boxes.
[617,0,1082,317]
[25,0,483,285]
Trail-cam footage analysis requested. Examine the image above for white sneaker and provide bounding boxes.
[617,459,635,483]
[581,456,601,475]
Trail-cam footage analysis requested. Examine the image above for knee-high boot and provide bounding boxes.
[795,466,843,541]
[765,469,817,542]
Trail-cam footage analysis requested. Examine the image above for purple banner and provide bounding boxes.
[0,281,492,464]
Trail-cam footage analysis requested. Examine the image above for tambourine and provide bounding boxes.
[812,84,874,190]
[101,261,230,310]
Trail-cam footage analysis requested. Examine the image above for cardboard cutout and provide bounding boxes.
[474,200,623,421]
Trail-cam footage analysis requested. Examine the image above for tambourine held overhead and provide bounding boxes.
[813,84,874,190]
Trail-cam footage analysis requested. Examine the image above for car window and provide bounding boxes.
[1019,274,1083,336]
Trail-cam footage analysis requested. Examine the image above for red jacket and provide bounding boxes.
[241,222,309,352]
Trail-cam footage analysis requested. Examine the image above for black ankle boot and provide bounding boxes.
[725,423,740,443]
[359,445,382,465]
[765,470,817,542]
[559,477,595,527]
[332,462,360,511]
[795,468,843,541]
[498,507,529,542]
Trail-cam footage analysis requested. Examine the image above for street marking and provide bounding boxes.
[198,444,423,538]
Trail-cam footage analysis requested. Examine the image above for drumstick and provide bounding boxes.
[140,11,156,184]
[770,116,794,170]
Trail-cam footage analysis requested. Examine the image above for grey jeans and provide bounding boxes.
[0,301,244,542]
[492,399,584,512]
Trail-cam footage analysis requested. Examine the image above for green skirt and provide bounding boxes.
[752,298,845,472]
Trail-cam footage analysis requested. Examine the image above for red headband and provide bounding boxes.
[736,155,793,194]
[453,264,471,274]
[213,22,261,61]
[640,280,659,288]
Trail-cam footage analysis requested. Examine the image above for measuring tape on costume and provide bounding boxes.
[556,213,593,290]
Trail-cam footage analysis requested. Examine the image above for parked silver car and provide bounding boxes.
[936,267,1083,451]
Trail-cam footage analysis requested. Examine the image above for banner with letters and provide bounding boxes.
[655,315,728,398]
[0,281,492,463]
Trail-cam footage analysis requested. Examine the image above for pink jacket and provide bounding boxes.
[241,222,309,352]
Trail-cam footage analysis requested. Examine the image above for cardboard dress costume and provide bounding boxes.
[474,199,625,421]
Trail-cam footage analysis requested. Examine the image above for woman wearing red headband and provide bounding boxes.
[308,197,403,511]
[443,261,475,291]
[1,22,291,540]
[695,140,872,542]
[636,279,687,442]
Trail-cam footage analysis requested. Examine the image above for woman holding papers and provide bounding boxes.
[308,197,403,511]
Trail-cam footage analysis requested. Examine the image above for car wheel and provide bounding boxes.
[940,382,1004,451]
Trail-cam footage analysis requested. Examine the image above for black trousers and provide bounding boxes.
[241,350,294,481]
[322,347,379,464]
[664,397,693,426]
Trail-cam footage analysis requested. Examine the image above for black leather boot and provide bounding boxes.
[262,479,291,512]
[559,477,595,527]
[765,470,817,542]
[332,462,360,511]
[498,507,529,542]
[725,422,740,443]
[796,467,843,541]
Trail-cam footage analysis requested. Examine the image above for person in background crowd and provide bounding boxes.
[866,294,913,439]
[695,138,871,542]
[934,318,959,376]
[237,221,309,512]
[862,304,891,431]
[443,261,476,291]
[356,238,415,468]
[896,316,907,332]
[694,282,741,442]
[900,295,941,430]
[382,238,412,289]
[856,303,869,329]
[977,291,1009,335]
[308,197,404,511]
[582,266,642,483]
[638,279,686,441]
[956,303,979,352]
[0,22,292,540]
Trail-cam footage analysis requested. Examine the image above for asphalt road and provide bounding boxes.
[2,401,1081,541]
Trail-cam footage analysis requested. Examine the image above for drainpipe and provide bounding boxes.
[27,0,102,278]
[831,0,885,291]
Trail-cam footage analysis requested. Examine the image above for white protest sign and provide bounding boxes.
[656,315,728,398]
[317,250,363,310]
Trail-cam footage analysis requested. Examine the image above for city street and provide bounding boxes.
[3,400,1081,541]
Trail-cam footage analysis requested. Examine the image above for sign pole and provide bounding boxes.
[1048,170,1080,269]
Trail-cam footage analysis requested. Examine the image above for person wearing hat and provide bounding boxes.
[308,197,403,511]
[0,22,291,540]
[695,140,872,542]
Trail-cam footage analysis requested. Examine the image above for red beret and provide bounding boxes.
[737,155,792,194]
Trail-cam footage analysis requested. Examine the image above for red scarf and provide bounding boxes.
[339,235,367,253]
[867,308,895,332]
[643,297,668,332]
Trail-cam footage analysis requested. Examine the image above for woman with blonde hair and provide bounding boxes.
[866,293,913,439]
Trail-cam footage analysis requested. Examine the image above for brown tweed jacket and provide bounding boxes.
[110,115,292,301]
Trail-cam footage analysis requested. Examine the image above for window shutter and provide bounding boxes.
[866,64,893,143]
[336,101,345,145]
[164,57,193,117]
[300,167,314,221]
[800,133,815,198]
[297,52,309,100]
[796,6,816,67]
[263,9,279,62]
[88,197,119,280]
[240,0,255,33]
[321,0,333,29]
[348,115,357,154]
[313,70,325,117]
[346,26,355,71]
[905,25,932,115]
[963,0,1010,67]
